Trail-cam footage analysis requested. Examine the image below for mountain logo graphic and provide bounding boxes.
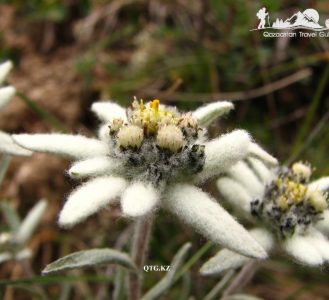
[251,7,329,31]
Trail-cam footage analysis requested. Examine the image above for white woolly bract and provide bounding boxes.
[247,157,274,184]
[97,124,111,143]
[0,86,15,109]
[121,182,159,217]
[227,161,265,197]
[0,61,13,84]
[0,252,12,263]
[15,199,47,244]
[283,234,323,266]
[216,177,252,214]
[163,184,267,259]
[192,101,234,127]
[68,156,120,178]
[306,230,329,261]
[248,143,278,166]
[200,228,274,275]
[0,131,32,156]
[91,101,127,123]
[195,130,251,183]
[308,177,329,192]
[12,133,108,159]
[59,176,127,228]
[316,210,329,234]
[200,248,250,276]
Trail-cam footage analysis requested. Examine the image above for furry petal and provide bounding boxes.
[200,228,274,275]
[192,101,234,127]
[68,156,120,178]
[13,134,108,159]
[308,177,329,192]
[247,157,274,184]
[227,161,265,197]
[58,176,127,228]
[0,86,15,109]
[216,177,253,213]
[195,130,251,182]
[0,131,32,156]
[306,231,329,261]
[121,182,159,217]
[248,143,278,166]
[91,101,127,123]
[283,235,323,266]
[0,61,13,84]
[163,184,267,259]
[316,210,329,234]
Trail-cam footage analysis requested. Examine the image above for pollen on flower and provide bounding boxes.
[251,163,329,238]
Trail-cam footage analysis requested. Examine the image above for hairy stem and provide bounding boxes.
[128,216,154,300]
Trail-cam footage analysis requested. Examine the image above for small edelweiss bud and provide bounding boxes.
[308,190,328,212]
[117,125,144,149]
[109,118,124,133]
[292,162,311,181]
[178,113,198,137]
[156,125,184,152]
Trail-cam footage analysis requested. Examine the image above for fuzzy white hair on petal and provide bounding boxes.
[0,132,32,156]
[227,161,265,197]
[164,184,267,259]
[0,61,13,84]
[306,231,329,261]
[217,177,253,213]
[0,86,16,109]
[308,177,329,192]
[200,248,250,276]
[316,210,329,234]
[283,235,323,266]
[91,101,127,123]
[68,156,120,178]
[247,157,274,184]
[195,130,251,183]
[12,134,109,159]
[248,143,278,166]
[58,176,127,228]
[121,182,159,217]
[192,101,234,127]
[200,228,273,275]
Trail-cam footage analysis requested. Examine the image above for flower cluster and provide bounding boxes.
[13,99,274,259]
[201,160,329,275]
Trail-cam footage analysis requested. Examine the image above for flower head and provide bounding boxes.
[13,99,271,258]
[201,160,329,275]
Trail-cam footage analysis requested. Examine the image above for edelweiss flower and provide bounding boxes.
[0,61,32,156]
[201,160,329,275]
[13,99,275,258]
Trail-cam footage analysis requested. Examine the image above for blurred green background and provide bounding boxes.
[0,0,328,299]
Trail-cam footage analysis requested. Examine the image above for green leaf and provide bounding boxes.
[15,199,47,244]
[142,243,191,300]
[42,248,137,275]
[0,201,21,232]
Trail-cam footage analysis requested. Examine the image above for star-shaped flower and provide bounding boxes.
[0,61,32,156]
[13,99,273,258]
[201,160,329,275]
